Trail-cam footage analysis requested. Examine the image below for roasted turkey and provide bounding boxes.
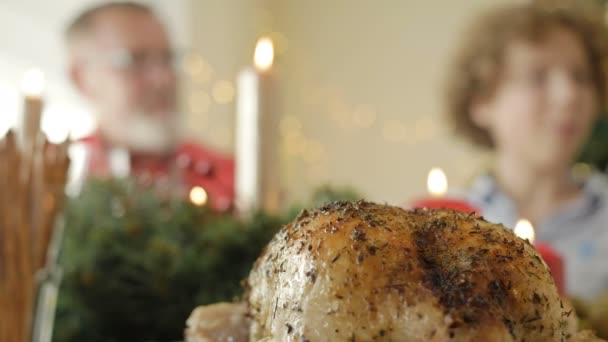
[247,201,566,341]
[187,201,604,341]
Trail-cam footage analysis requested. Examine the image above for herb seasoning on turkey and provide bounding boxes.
[247,201,566,341]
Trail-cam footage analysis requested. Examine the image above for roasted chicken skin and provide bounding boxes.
[247,201,566,341]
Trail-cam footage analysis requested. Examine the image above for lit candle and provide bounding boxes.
[253,38,274,72]
[235,37,281,216]
[427,167,448,197]
[19,68,45,151]
[411,168,478,213]
[514,219,565,294]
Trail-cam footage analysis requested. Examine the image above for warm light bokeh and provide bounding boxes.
[189,186,209,206]
[21,68,45,97]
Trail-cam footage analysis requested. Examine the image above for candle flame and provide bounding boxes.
[514,219,535,244]
[189,186,208,206]
[427,167,448,196]
[254,37,274,71]
[21,68,45,96]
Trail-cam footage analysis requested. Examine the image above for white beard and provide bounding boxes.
[103,113,178,154]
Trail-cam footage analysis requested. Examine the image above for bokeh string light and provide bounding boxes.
[179,30,447,184]
[211,80,236,104]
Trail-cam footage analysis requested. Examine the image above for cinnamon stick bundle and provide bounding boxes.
[0,130,70,341]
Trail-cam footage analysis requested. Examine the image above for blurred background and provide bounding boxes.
[0,0,506,204]
[2,1,608,341]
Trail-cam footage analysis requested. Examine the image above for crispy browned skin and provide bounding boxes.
[247,201,565,341]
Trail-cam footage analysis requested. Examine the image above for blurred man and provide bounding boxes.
[66,2,234,211]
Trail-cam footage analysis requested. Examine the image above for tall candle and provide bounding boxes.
[514,219,565,294]
[411,167,478,213]
[235,37,281,216]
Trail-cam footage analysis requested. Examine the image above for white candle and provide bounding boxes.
[235,37,280,215]
[235,67,260,214]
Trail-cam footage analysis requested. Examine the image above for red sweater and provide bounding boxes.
[79,133,235,211]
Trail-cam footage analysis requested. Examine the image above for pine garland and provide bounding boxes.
[53,179,359,341]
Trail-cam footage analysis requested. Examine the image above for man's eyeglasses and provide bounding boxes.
[100,48,178,74]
